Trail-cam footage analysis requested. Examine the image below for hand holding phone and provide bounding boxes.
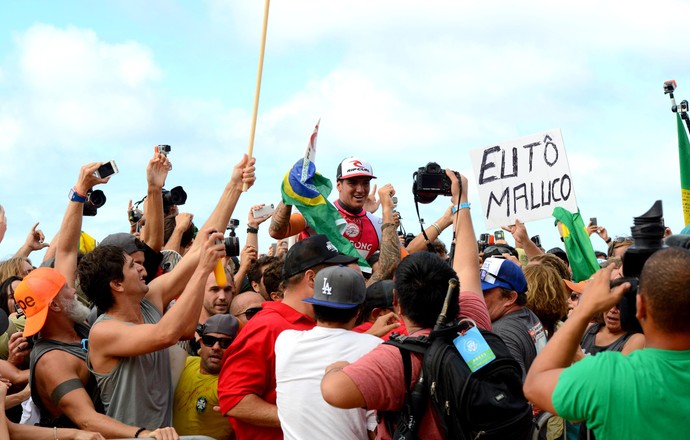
[94,160,119,179]
[252,204,275,218]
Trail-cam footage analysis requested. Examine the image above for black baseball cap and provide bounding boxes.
[282,235,358,280]
[364,280,395,310]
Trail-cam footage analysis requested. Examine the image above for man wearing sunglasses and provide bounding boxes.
[173,313,239,439]
[230,290,265,326]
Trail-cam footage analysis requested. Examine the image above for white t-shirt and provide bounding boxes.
[275,326,382,440]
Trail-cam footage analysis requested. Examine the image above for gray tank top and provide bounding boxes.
[87,298,173,429]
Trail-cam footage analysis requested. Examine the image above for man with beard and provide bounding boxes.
[173,313,239,439]
[186,268,234,355]
[25,159,178,438]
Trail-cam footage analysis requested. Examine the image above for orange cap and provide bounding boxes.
[14,267,65,337]
[563,279,589,294]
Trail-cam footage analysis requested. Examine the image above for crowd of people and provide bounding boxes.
[0,150,688,440]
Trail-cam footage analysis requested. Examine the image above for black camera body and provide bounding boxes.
[663,80,677,94]
[129,209,143,224]
[225,219,241,257]
[83,190,106,216]
[162,186,187,213]
[412,162,460,204]
[619,200,666,333]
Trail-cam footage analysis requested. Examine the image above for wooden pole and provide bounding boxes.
[243,0,271,192]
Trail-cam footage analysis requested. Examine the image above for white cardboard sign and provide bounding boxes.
[470,129,577,229]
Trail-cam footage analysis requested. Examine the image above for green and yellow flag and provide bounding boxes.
[676,113,690,226]
[552,207,599,282]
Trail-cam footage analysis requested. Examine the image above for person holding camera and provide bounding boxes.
[321,170,492,439]
[524,247,690,439]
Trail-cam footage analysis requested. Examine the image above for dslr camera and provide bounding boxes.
[619,200,666,333]
[412,162,461,204]
[162,186,187,214]
[83,190,107,217]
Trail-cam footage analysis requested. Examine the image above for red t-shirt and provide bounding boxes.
[352,319,408,341]
[217,301,315,440]
[342,292,491,439]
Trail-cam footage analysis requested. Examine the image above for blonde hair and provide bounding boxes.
[0,256,32,282]
[523,264,569,338]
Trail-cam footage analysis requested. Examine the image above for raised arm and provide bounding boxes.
[449,171,482,296]
[246,203,272,253]
[15,222,50,259]
[405,206,454,254]
[162,212,193,254]
[502,218,543,260]
[55,163,110,286]
[366,183,401,285]
[145,154,255,310]
[0,205,6,245]
[268,202,294,239]
[139,152,170,252]
[523,265,629,414]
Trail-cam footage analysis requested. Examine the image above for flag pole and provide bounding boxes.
[243,0,271,192]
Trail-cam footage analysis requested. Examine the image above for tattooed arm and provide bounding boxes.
[366,184,401,286]
[268,202,294,239]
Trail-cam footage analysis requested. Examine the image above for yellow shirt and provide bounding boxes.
[173,356,233,439]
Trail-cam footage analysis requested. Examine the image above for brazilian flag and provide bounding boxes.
[676,113,690,226]
[282,158,370,273]
[552,207,599,282]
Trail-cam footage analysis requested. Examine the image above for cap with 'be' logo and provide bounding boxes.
[14,267,66,337]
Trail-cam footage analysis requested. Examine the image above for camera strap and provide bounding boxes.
[412,196,436,253]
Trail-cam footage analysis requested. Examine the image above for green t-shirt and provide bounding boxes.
[553,348,690,439]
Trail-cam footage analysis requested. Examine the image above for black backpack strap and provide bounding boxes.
[382,336,431,440]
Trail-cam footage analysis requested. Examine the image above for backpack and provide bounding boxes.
[384,319,534,440]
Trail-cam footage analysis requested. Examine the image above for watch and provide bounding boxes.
[69,188,87,203]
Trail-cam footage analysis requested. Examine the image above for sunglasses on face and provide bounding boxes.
[201,335,233,349]
[235,307,262,320]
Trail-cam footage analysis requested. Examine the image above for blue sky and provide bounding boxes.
[2,0,690,261]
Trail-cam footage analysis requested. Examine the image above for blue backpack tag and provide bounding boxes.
[453,326,496,372]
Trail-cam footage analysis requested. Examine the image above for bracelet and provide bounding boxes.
[68,187,87,203]
[381,222,395,231]
[54,426,57,440]
[431,223,442,235]
[246,226,259,234]
[134,427,147,438]
[605,237,612,244]
[451,202,470,214]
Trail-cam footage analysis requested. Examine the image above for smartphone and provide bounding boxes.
[252,204,275,218]
[94,160,119,179]
[590,217,597,227]
[494,230,504,241]
[530,235,541,247]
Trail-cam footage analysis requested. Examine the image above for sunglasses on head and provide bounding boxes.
[201,335,233,349]
[235,307,262,320]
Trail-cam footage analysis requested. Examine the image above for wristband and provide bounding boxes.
[451,202,470,214]
[605,237,612,244]
[68,187,87,203]
[246,226,259,234]
[134,427,147,438]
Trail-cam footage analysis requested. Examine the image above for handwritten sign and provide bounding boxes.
[470,129,578,228]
